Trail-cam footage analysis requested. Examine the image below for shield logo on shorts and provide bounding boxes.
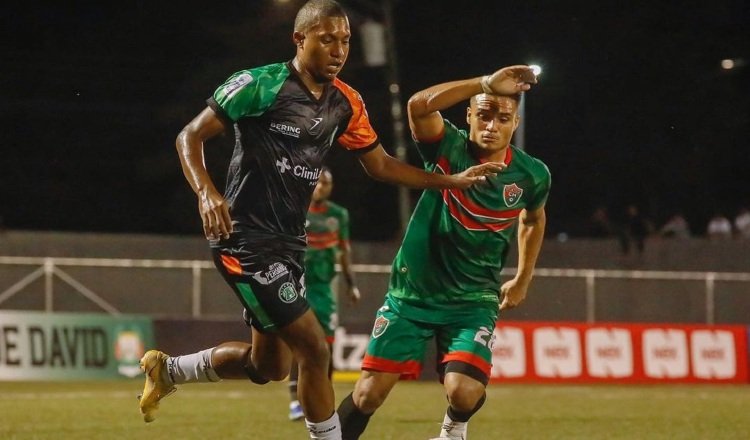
[503,183,523,207]
[278,282,298,304]
[372,316,389,339]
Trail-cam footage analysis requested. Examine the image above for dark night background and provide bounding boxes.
[2,0,748,241]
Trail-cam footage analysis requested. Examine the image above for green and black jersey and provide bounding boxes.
[389,120,551,308]
[208,61,378,246]
[304,201,350,285]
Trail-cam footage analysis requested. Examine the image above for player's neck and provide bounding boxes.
[291,58,326,98]
[472,143,509,164]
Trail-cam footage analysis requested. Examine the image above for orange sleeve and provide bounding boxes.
[333,78,379,151]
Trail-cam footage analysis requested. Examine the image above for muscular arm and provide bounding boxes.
[407,78,484,141]
[500,205,547,310]
[357,144,503,189]
[175,107,232,240]
[408,65,537,141]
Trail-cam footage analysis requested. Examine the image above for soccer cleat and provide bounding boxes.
[288,400,304,421]
[138,349,176,423]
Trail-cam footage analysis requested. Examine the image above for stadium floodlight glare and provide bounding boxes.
[720,59,735,70]
[529,64,543,76]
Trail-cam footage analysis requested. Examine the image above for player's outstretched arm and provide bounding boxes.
[358,145,505,190]
[176,107,232,240]
[499,205,546,311]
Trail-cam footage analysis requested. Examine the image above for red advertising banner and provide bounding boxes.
[490,322,748,384]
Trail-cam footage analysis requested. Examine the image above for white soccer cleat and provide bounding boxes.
[138,349,176,423]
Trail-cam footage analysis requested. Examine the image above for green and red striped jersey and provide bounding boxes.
[388,120,551,307]
[207,61,378,245]
[304,201,350,285]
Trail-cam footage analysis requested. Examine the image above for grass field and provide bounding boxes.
[1,379,749,439]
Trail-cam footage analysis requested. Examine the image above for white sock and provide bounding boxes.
[439,412,468,439]
[305,411,342,440]
[166,348,221,384]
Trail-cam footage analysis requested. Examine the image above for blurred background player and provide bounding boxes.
[337,65,549,440]
[289,168,361,421]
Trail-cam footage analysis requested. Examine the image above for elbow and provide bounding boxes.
[175,127,189,152]
[407,93,429,119]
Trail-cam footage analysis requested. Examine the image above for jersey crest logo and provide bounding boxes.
[278,282,298,303]
[223,73,253,99]
[503,183,523,207]
[372,315,389,338]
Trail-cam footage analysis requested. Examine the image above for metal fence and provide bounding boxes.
[1,256,749,325]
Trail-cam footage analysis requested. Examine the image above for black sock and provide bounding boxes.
[338,392,373,440]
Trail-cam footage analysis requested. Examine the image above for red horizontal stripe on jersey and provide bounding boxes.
[307,231,340,249]
[308,239,339,249]
[436,156,519,230]
[362,355,422,380]
[441,351,492,377]
[443,191,515,232]
[448,189,522,221]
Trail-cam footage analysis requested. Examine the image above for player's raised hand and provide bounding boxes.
[483,65,538,95]
[450,161,506,189]
[199,188,232,240]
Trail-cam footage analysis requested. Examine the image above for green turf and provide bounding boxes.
[1,380,748,439]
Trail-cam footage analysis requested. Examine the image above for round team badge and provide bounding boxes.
[278,282,298,303]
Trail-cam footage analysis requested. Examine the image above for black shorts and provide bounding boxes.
[210,230,309,333]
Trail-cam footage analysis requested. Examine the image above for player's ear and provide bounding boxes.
[466,106,472,125]
[293,31,305,48]
[513,113,520,130]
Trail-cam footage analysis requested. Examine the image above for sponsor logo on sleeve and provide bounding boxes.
[223,73,253,99]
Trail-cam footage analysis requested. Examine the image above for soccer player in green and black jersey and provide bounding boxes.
[288,169,361,421]
[338,65,548,440]
[137,2,504,439]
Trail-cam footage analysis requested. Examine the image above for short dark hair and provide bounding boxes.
[294,0,348,33]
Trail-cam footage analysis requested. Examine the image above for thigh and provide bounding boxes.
[361,297,433,380]
[435,305,498,380]
[211,235,309,332]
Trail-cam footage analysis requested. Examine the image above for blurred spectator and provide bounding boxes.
[659,212,691,239]
[586,206,615,237]
[734,207,750,239]
[618,204,653,255]
[706,212,732,240]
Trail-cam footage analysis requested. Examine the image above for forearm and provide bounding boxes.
[515,211,546,285]
[176,129,221,197]
[362,151,454,189]
[408,78,483,118]
[339,246,356,286]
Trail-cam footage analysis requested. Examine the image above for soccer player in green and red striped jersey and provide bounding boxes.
[138,1,505,438]
[288,169,361,421]
[338,65,547,440]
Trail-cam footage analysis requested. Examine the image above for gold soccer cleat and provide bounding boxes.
[138,350,176,423]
